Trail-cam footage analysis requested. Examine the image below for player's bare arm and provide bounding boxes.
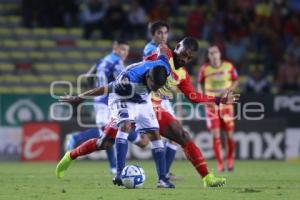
[59,86,109,105]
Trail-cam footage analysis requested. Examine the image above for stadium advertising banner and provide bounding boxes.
[239,94,300,126]
[184,119,286,160]
[0,94,56,127]
[58,119,286,160]
[21,122,61,161]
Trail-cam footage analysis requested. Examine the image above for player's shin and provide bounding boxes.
[70,138,98,159]
[150,139,167,180]
[183,140,209,178]
[213,137,224,172]
[226,137,235,170]
[115,130,129,178]
[165,141,177,174]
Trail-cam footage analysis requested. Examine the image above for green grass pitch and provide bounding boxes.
[0,160,299,200]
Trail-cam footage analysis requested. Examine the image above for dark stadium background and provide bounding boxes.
[0,0,299,163]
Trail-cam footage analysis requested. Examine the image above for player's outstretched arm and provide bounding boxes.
[178,72,239,105]
[178,72,218,104]
[59,86,109,105]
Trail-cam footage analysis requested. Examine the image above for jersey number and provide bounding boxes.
[117,101,127,109]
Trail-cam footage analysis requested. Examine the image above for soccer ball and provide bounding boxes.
[121,165,146,189]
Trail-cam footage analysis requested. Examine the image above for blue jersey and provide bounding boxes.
[94,53,124,104]
[108,55,170,104]
[143,41,158,58]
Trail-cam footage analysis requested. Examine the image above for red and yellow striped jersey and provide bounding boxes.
[145,52,217,104]
[198,61,238,97]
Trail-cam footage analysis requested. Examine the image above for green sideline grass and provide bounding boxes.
[0,160,299,200]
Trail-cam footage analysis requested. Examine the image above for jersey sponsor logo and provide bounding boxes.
[5,99,44,125]
[22,123,60,161]
[205,71,225,78]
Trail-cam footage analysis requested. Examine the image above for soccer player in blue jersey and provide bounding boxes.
[144,21,178,179]
[56,45,176,188]
[64,40,130,174]
[143,21,169,58]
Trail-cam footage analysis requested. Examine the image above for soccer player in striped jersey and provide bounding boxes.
[144,37,238,187]
[198,44,239,172]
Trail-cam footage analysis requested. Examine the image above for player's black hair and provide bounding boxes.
[205,42,223,60]
[149,21,170,36]
[207,42,223,50]
[149,65,168,87]
[114,39,129,46]
[181,37,199,52]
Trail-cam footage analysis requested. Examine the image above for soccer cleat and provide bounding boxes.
[227,166,234,172]
[55,151,73,179]
[157,178,175,188]
[112,176,123,186]
[202,173,226,187]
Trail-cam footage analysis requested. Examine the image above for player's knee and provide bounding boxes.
[211,129,221,137]
[181,131,191,142]
[119,121,132,132]
[169,125,191,145]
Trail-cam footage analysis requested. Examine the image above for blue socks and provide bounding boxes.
[106,145,116,172]
[115,131,129,177]
[165,142,177,174]
[151,140,166,180]
[127,129,140,143]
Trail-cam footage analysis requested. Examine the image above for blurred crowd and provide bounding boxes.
[21,0,300,94]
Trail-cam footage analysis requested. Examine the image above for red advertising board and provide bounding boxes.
[22,122,60,161]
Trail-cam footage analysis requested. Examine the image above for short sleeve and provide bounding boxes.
[198,65,206,83]
[230,64,238,81]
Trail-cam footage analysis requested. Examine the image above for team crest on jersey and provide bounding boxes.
[121,77,129,84]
